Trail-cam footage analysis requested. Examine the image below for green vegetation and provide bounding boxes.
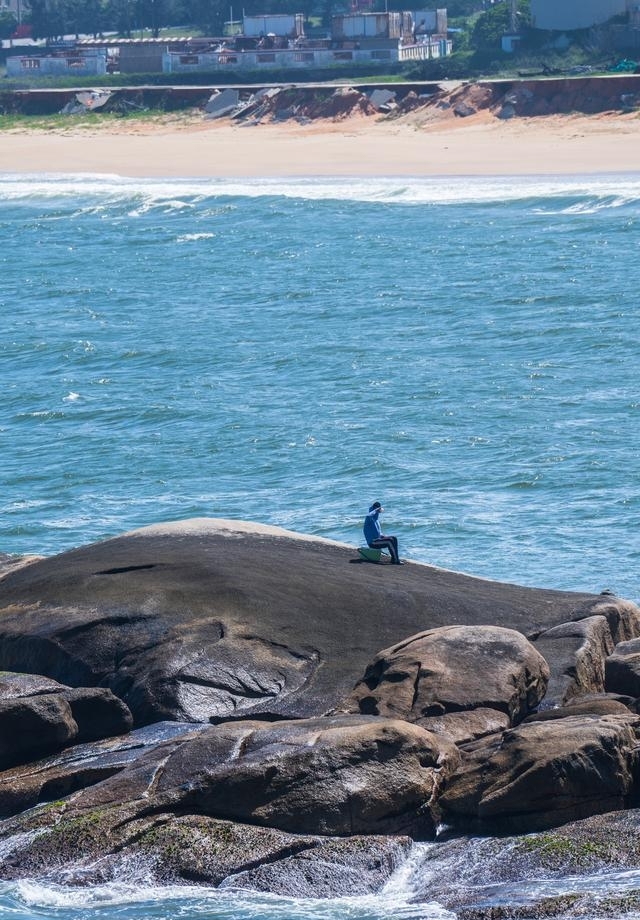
[516,832,618,867]
[1,0,634,90]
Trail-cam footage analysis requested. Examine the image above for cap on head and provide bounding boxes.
[369,501,382,512]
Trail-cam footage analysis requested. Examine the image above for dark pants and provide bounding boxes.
[369,535,400,564]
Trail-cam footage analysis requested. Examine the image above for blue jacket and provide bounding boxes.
[363,507,382,545]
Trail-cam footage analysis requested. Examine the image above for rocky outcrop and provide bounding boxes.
[0,721,200,819]
[0,672,132,772]
[606,638,640,697]
[0,694,78,771]
[409,807,640,917]
[0,519,604,727]
[573,596,640,644]
[1,520,640,895]
[0,800,411,892]
[531,616,614,706]
[439,714,640,833]
[190,716,459,837]
[0,714,453,881]
[337,625,549,736]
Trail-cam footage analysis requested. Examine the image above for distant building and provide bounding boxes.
[530,0,627,31]
[6,47,107,76]
[163,9,451,74]
[411,8,447,35]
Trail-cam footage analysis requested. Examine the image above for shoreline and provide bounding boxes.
[1,110,640,177]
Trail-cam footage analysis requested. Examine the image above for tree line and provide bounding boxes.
[8,0,336,40]
[3,0,511,44]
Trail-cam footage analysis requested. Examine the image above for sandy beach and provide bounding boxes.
[1,108,639,177]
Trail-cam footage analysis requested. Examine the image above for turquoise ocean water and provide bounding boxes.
[1,171,640,918]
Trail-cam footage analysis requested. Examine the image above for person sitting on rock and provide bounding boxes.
[363,501,404,565]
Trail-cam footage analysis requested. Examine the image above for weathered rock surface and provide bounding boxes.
[1,520,640,899]
[0,519,609,727]
[0,721,201,819]
[525,696,634,723]
[0,798,411,894]
[337,625,549,729]
[0,714,452,882]
[191,715,460,836]
[531,615,614,706]
[217,834,411,897]
[0,553,41,580]
[410,808,640,917]
[439,714,640,833]
[419,708,511,745]
[0,671,133,773]
[606,638,640,697]
[0,520,599,725]
[0,695,77,770]
[572,596,640,644]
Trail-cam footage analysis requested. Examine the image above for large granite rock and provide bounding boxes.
[0,695,77,770]
[0,519,609,726]
[0,799,412,894]
[336,625,549,730]
[531,616,614,706]
[47,714,458,838]
[409,807,640,918]
[0,721,202,819]
[606,638,640,697]
[571,596,640,644]
[0,714,454,882]
[188,715,460,836]
[439,713,640,833]
[0,672,133,774]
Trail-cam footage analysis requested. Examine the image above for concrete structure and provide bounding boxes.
[163,40,449,73]
[411,8,447,35]
[163,9,451,74]
[6,48,107,76]
[530,0,627,31]
[242,14,304,38]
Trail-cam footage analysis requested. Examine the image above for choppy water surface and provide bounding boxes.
[1,169,640,920]
[2,173,638,597]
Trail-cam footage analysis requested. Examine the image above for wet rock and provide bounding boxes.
[0,715,446,879]
[0,519,601,726]
[337,625,549,727]
[0,695,77,770]
[439,714,640,833]
[0,721,202,819]
[218,834,411,896]
[531,616,613,706]
[0,801,411,894]
[411,808,640,917]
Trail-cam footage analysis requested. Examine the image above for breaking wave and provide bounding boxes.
[1,173,640,210]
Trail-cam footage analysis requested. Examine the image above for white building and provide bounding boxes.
[6,48,107,76]
[163,10,451,74]
[530,0,628,30]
